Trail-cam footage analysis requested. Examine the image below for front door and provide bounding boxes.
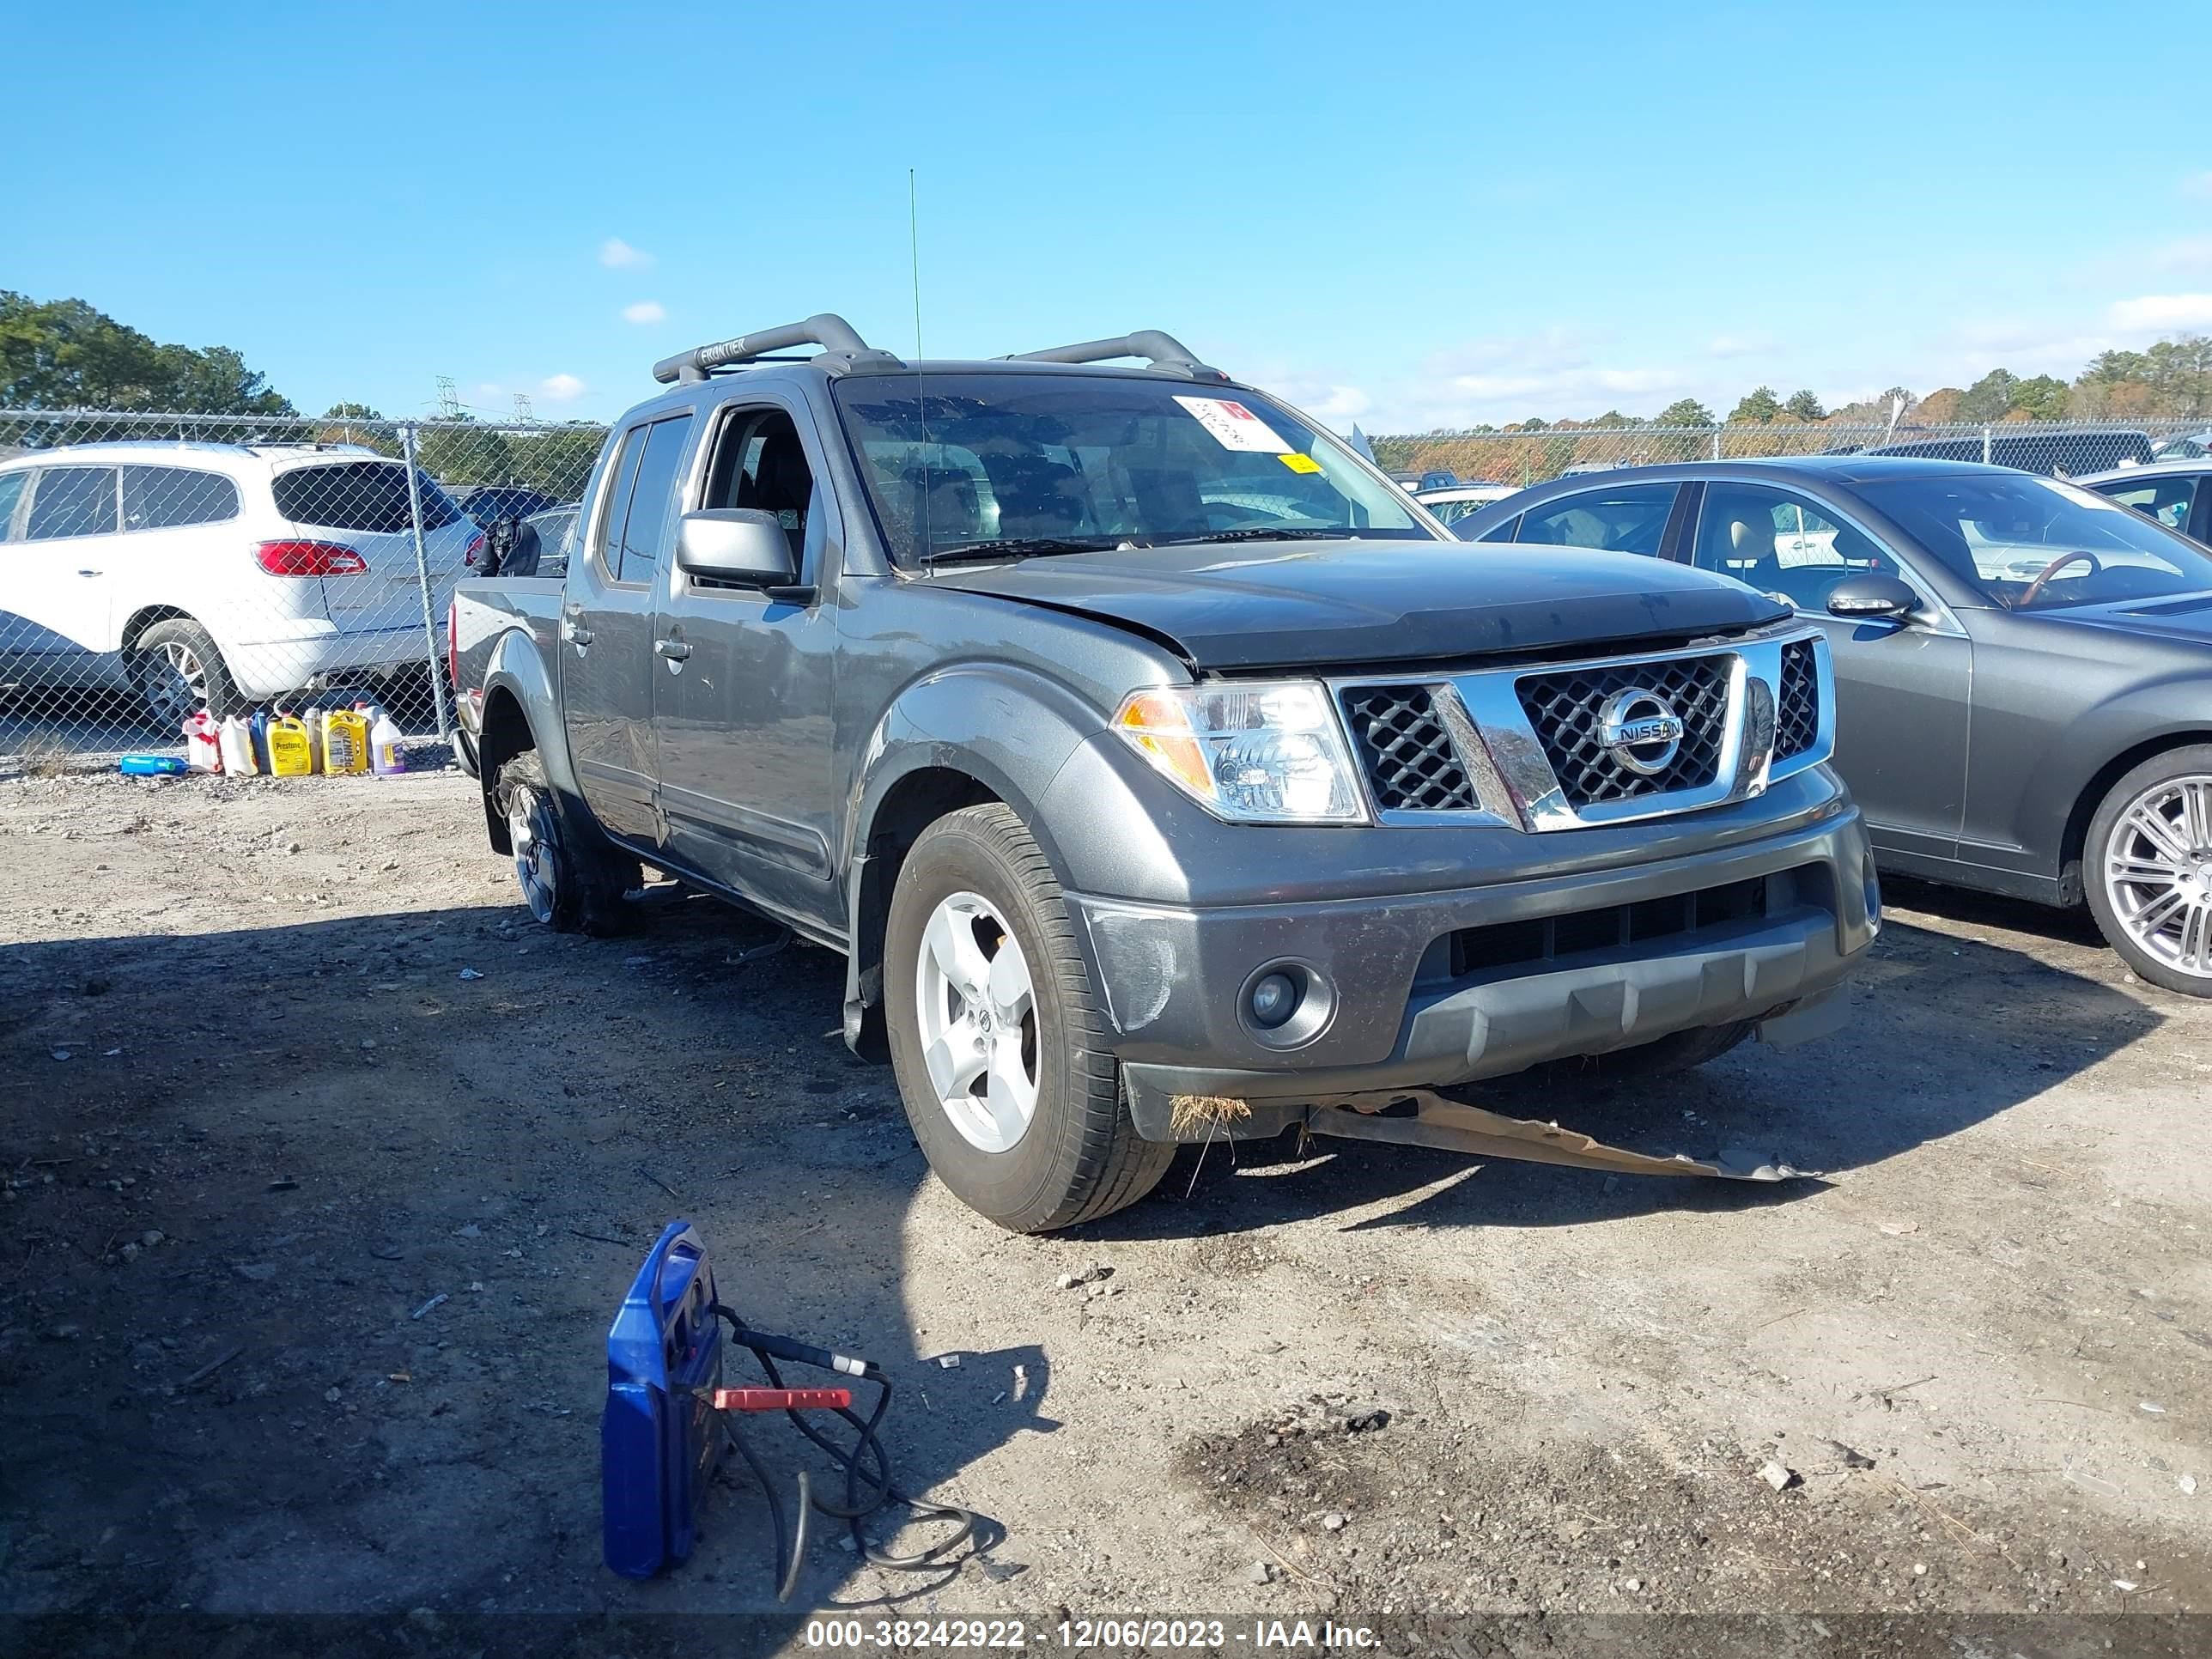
[1686,482,1972,860]
[3,465,122,685]
[562,412,695,845]
[651,395,842,933]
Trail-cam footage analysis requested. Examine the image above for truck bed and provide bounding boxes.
[450,577,563,774]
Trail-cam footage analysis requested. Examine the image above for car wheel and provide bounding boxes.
[131,619,239,725]
[2085,745,2212,996]
[884,803,1172,1233]
[493,751,639,935]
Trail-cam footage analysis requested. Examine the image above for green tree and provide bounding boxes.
[1589,409,1641,428]
[1783,389,1826,421]
[2008,375,2069,421]
[1957,368,2022,423]
[1655,398,1716,427]
[0,290,292,413]
[1728,386,1783,423]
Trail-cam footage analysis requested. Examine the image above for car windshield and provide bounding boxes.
[1854,471,2212,611]
[830,372,1428,566]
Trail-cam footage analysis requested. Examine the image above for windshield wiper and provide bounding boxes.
[916,536,1125,567]
[1152,527,1351,546]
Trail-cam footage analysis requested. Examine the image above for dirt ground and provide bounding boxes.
[3,766,2209,1655]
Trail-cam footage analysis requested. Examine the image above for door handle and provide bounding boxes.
[561,619,594,647]
[654,638,692,661]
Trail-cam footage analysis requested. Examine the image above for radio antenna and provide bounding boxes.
[910,167,932,565]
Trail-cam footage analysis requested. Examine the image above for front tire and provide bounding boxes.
[884,804,1172,1233]
[493,751,638,936]
[2085,746,2212,996]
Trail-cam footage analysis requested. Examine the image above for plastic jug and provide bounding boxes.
[118,755,189,776]
[217,715,258,777]
[266,714,314,777]
[321,709,369,775]
[369,710,406,775]
[248,710,274,775]
[182,712,222,773]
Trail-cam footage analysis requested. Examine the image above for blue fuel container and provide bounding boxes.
[602,1220,724,1577]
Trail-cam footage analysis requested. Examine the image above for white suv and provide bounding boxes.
[0,441,483,725]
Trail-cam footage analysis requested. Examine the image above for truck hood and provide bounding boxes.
[927,538,1790,670]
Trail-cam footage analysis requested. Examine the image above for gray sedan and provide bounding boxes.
[1455,456,2212,994]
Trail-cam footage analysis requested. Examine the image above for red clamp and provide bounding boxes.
[709,1387,852,1413]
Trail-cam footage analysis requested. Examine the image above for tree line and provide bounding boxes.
[1414,333,2212,437]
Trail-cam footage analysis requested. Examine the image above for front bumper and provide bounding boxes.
[1071,802,1876,1141]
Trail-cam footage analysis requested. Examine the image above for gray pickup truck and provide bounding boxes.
[447,315,1877,1231]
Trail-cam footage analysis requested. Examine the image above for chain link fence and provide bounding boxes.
[3,405,2209,768]
[0,410,609,769]
[1371,417,2211,491]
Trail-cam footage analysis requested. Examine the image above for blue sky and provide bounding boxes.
[12,1,2211,432]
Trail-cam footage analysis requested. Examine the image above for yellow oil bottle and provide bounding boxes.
[321,708,370,775]
[266,714,315,777]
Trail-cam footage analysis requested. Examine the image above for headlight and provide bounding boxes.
[1111,681,1366,824]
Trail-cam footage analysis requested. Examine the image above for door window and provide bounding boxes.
[591,427,651,578]
[2094,474,2200,534]
[0,471,25,541]
[1690,484,1893,611]
[611,415,695,583]
[23,467,119,540]
[121,466,241,531]
[1515,484,1678,555]
[703,407,816,565]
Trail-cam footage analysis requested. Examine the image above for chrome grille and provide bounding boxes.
[1341,686,1476,811]
[1775,640,1819,760]
[1514,655,1732,808]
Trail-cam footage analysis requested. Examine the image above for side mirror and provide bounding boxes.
[675,508,796,586]
[1826,572,1919,623]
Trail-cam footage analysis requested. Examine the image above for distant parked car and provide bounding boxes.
[1869,428,2155,477]
[1385,471,1425,490]
[1412,481,1516,527]
[2150,430,2212,463]
[1417,469,1456,490]
[450,483,560,527]
[1455,455,2212,994]
[0,441,483,724]
[2077,460,2212,544]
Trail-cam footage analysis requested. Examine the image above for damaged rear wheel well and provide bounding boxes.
[477,688,537,854]
[848,768,1002,1061]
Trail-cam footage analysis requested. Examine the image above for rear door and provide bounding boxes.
[270,459,478,637]
[650,393,842,927]
[3,466,122,683]
[562,412,695,844]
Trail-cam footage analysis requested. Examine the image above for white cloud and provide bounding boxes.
[538,373,586,403]
[2184,171,2212,202]
[2108,294,2212,332]
[599,238,653,270]
[622,301,667,325]
[1706,333,1775,359]
[2149,236,2212,276]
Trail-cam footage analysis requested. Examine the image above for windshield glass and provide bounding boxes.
[1855,471,2212,611]
[830,372,1428,565]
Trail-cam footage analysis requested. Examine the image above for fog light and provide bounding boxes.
[1248,971,1299,1029]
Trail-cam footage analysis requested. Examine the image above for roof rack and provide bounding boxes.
[652,313,902,384]
[1005,331,1227,383]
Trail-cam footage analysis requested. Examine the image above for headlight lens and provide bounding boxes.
[1112,681,1365,823]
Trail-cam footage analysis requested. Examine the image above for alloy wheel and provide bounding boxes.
[139,640,209,725]
[2104,774,2212,980]
[913,890,1040,1153]
[507,785,561,925]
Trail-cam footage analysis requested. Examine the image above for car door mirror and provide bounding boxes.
[1826,572,1920,623]
[675,508,795,586]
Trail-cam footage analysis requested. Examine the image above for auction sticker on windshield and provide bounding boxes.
[1173,395,1293,453]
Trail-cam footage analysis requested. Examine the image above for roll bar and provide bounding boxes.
[652,313,902,384]
[1005,331,1228,383]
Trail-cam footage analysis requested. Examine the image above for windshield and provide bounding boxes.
[1854,471,2212,611]
[830,372,1429,565]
